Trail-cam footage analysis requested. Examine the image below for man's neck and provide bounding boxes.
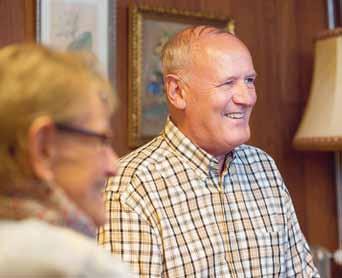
[216,154,227,175]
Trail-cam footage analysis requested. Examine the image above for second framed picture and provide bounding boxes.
[128,5,234,147]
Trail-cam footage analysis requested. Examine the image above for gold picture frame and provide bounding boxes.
[128,4,234,147]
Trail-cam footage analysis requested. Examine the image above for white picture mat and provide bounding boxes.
[37,0,111,76]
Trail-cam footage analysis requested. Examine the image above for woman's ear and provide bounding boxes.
[27,116,56,182]
[164,74,186,110]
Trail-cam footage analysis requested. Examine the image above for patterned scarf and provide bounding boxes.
[0,182,97,238]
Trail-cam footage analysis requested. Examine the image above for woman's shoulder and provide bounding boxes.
[0,219,133,277]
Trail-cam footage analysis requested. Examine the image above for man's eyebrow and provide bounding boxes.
[246,71,257,77]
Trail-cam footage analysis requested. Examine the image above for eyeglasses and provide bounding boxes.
[55,122,113,147]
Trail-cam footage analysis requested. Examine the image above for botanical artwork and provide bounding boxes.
[141,20,192,137]
[38,0,109,75]
[49,2,97,52]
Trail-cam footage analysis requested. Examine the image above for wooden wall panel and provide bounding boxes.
[0,0,35,47]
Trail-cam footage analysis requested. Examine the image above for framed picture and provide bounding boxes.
[128,5,234,147]
[36,0,116,80]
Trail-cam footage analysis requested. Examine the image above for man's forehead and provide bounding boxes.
[191,33,251,62]
[199,31,246,49]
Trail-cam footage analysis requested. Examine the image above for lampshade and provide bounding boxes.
[293,29,342,151]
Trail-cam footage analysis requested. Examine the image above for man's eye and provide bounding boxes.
[245,77,256,86]
[217,80,234,88]
[224,80,234,86]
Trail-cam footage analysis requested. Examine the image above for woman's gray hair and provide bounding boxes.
[0,43,116,190]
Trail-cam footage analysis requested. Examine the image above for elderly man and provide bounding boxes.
[98,26,319,277]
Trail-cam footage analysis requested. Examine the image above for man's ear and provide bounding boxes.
[164,74,186,110]
[27,116,56,182]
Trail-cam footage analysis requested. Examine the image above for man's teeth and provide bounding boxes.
[224,112,244,119]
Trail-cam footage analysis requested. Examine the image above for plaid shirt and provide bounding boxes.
[98,119,319,277]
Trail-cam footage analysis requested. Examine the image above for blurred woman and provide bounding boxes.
[0,43,130,277]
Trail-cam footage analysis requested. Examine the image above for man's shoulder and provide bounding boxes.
[118,135,169,176]
[105,136,171,192]
[234,144,276,165]
[234,144,284,186]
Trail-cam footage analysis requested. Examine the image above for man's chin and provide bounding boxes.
[222,135,250,151]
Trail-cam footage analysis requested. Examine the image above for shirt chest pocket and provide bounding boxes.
[229,230,285,277]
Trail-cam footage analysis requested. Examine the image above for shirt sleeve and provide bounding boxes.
[98,188,162,278]
[282,185,320,277]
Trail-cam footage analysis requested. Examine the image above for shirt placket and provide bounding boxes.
[208,157,241,278]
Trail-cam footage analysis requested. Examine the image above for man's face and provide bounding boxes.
[53,92,118,226]
[180,34,257,156]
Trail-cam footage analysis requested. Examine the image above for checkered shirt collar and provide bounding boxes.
[162,118,235,178]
